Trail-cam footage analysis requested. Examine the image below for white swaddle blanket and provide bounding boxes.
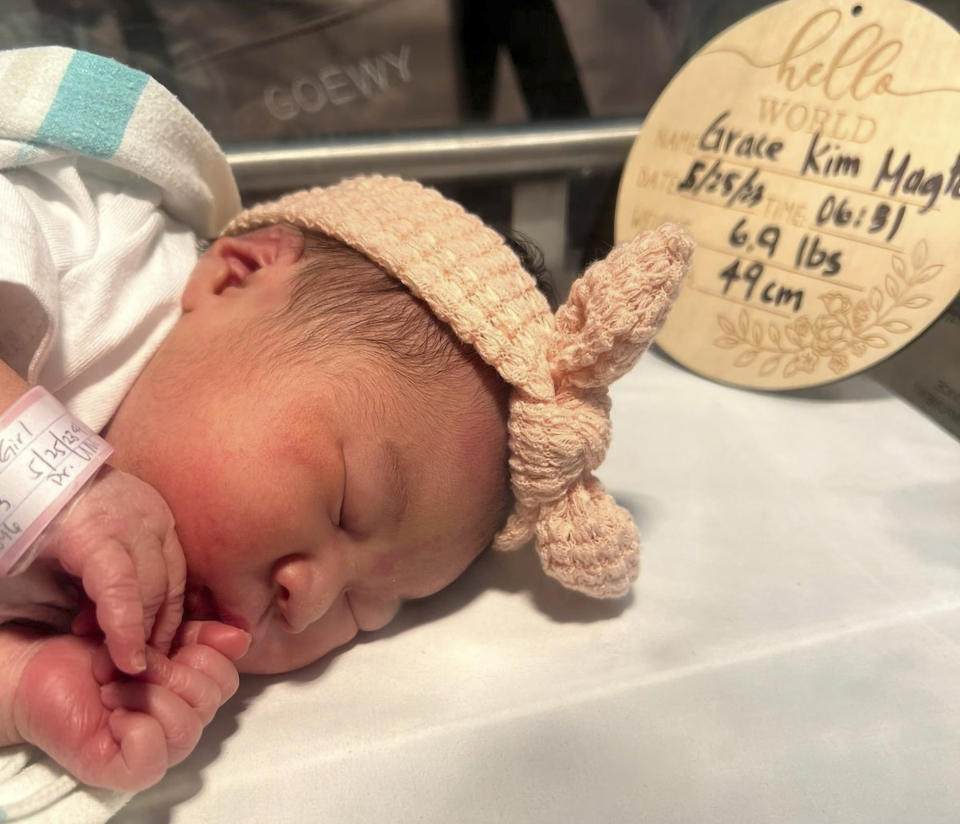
[0,46,240,822]
[0,45,240,430]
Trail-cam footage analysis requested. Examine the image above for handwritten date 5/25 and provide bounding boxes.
[677,159,765,207]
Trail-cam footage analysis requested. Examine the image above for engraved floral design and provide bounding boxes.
[714,240,942,379]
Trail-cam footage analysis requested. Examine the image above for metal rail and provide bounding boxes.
[225,118,643,191]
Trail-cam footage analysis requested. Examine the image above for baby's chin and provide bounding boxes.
[234,640,325,675]
[235,624,359,675]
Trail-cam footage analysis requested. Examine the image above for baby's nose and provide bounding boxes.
[272,554,345,633]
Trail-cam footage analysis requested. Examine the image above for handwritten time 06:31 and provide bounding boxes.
[674,110,960,315]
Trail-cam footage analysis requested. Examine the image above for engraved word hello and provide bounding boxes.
[774,9,900,101]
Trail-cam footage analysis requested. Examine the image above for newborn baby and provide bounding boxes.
[1,176,691,795]
[0,46,690,812]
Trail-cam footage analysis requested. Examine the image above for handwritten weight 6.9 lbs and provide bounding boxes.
[717,218,846,313]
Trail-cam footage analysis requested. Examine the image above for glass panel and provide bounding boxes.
[5,0,957,287]
[11,1,954,143]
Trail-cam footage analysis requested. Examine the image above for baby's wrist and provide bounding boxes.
[0,387,112,577]
[0,627,45,748]
[14,464,113,572]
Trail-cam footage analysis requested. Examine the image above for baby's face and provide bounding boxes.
[106,228,509,673]
[183,359,505,674]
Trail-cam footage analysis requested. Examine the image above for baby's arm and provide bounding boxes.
[1,359,186,674]
[0,621,249,791]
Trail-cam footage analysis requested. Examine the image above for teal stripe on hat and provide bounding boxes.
[33,50,149,159]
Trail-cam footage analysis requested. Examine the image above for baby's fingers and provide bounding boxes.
[67,542,147,675]
[123,646,230,726]
[176,621,252,663]
[146,526,186,655]
[100,682,202,767]
[68,705,168,791]
[98,710,169,791]
[171,648,242,718]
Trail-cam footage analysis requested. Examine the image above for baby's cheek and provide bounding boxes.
[349,594,401,633]
[163,463,287,578]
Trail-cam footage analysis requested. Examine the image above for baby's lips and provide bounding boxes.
[185,584,253,634]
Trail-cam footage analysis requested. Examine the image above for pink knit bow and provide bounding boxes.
[492,224,693,597]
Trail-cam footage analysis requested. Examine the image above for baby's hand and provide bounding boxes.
[13,621,249,791]
[37,465,186,674]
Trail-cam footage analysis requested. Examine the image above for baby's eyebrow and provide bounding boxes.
[381,440,409,526]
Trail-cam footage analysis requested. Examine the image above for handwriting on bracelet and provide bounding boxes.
[0,395,110,563]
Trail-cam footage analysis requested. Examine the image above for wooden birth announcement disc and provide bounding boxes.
[615,0,960,390]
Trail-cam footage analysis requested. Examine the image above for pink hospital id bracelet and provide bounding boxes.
[0,387,112,576]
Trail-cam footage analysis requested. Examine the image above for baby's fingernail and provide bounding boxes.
[234,631,252,657]
[132,650,147,672]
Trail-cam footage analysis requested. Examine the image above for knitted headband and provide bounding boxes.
[223,176,692,598]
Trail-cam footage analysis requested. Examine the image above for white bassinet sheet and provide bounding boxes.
[115,352,960,824]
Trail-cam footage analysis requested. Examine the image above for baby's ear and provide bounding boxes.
[181,224,305,312]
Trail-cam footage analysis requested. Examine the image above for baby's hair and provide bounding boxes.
[266,226,556,379]
[499,229,558,312]
[286,229,479,381]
